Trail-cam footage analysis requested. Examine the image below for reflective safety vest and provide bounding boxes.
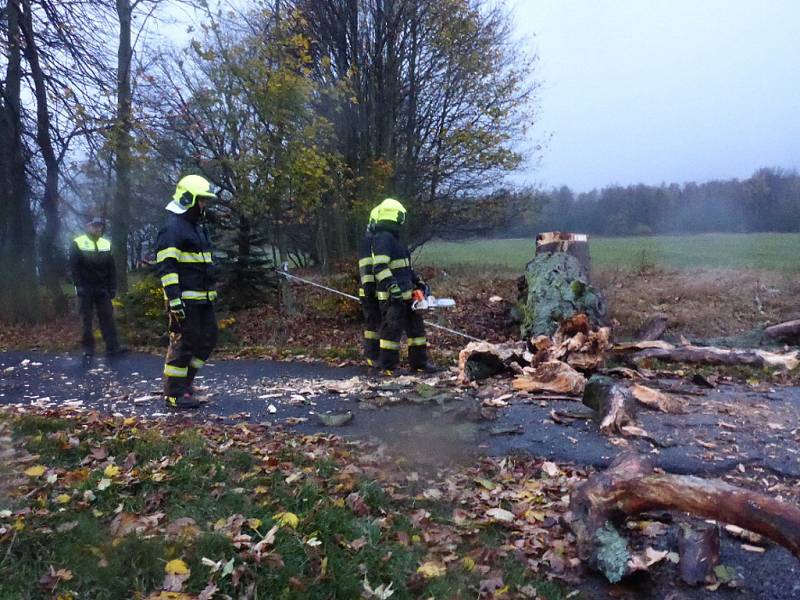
[69,234,116,292]
[155,212,217,306]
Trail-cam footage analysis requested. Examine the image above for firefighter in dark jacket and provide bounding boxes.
[69,217,122,357]
[156,175,219,409]
[371,198,437,374]
[357,206,381,367]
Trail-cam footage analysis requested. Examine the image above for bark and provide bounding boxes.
[678,524,720,586]
[20,0,67,314]
[535,231,591,277]
[567,453,800,582]
[519,245,606,338]
[276,204,295,315]
[581,375,636,434]
[629,344,799,371]
[0,0,39,321]
[111,0,133,292]
[764,319,800,342]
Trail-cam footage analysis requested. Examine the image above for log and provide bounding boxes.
[632,344,799,371]
[582,375,636,435]
[512,360,586,395]
[764,319,800,342]
[635,313,669,341]
[678,523,720,586]
[566,453,800,583]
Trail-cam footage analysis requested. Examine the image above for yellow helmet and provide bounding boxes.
[373,198,406,224]
[368,205,381,226]
[166,175,217,214]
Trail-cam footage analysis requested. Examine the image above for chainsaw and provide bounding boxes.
[411,289,456,311]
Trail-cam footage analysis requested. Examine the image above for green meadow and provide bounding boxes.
[415,233,800,274]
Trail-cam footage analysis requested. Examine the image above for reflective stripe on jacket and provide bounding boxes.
[69,234,116,292]
[357,229,376,300]
[155,213,216,304]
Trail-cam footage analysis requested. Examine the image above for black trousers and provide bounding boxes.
[379,299,428,370]
[78,291,119,354]
[361,297,381,365]
[164,303,218,399]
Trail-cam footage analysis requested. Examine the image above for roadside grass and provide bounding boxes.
[0,410,570,599]
[416,233,800,274]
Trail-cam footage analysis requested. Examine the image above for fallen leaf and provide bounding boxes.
[485,507,515,523]
[273,511,299,528]
[417,561,446,579]
[165,559,190,575]
[541,461,561,477]
[104,464,120,478]
[24,465,46,477]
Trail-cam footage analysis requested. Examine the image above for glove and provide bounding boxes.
[416,280,431,297]
[168,299,186,320]
[109,289,117,299]
[388,283,403,301]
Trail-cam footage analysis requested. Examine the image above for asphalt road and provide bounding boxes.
[1,350,799,598]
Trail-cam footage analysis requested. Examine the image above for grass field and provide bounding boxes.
[415,233,800,273]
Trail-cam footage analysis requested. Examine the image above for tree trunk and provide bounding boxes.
[567,453,800,582]
[112,0,133,291]
[20,0,67,315]
[0,0,39,322]
[275,204,294,315]
[764,319,800,342]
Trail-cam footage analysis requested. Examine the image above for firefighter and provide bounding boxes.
[371,198,437,374]
[357,206,381,367]
[156,175,219,409]
[69,217,123,358]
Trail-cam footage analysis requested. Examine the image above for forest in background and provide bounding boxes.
[0,0,537,321]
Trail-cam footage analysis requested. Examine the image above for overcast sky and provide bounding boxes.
[513,0,800,191]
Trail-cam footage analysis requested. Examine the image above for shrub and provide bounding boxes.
[115,272,169,347]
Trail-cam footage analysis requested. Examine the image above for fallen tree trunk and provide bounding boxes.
[619,343,800,371]
[567,453,800,583]
[764,319,800,342]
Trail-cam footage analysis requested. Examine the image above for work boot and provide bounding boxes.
[165,393,201,410]
[106,346,129,358]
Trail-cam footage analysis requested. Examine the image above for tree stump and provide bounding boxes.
[518,233,607,338]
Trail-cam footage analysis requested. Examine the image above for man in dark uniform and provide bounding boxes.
[69,217,122,358]
[155,175,219,409]
[370,198,437,375]
[357,206,381,367]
